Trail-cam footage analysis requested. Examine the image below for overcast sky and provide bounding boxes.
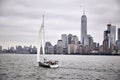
[0,0,120,48]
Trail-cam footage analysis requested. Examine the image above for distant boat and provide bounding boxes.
[37,15,59,68]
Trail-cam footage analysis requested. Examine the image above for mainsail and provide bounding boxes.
[37,15,45,62]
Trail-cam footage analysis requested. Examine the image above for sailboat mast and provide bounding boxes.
[37,20,42,62]
[42,15,45,55]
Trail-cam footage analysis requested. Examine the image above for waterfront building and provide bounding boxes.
[0,46,2,53]
[23,46,31,54]
[68,34,73,44]
[72,36,79,44]
[99,45,103,53]
[61,34,68,48]
[76,44,83,53]
[88,35,93,46]
[45,42,54,54]
[103,30,110,53]
[116,28,120,53]
[116,41,120,52]
[67,34,79,54]
[107,23,116,47]
[61,34,68,54]
[110,25,116,45]
[9,47,16,53]
[53,45,57,54]
[88,35,93,52]
[56,40,63,54]
[103,23,116,53]
[118,28,120,40]
[16,46,23,54]
[68,44,75,54]
[32,46,37,54]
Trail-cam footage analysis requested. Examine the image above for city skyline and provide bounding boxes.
[0,0,120,49]
[0,28,120,54]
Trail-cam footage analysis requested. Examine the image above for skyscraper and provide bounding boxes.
[61,34,68,54]
[107,23,116,46]
[116,28,120,51]
[72,36,79,44]
[56,40,63,54]
[61,34,68,48]
[118,28,120,40]
[103,23,116,53]
[110,25,116,45]
[45,42,54,54]
[0,46,2,53]
[81,11,88,45]
[103,30,109,52]
[68,34,72,44]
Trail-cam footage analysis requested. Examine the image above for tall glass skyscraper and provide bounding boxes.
[107,23,116,46]
[116,28,120,51]
[61,34,67,48]
[81,12,88,45]
[110,25,116,45]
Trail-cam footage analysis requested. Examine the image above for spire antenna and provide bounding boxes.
[83,7,85,15]
[42,14,44,25]
[109,19,111,24]
[80,5,85,15]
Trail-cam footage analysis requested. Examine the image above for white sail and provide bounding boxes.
[37,15,45,62]
[41,15,45,55]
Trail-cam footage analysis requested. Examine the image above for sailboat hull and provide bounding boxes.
[38,62,58,68]
[38,62,50,68]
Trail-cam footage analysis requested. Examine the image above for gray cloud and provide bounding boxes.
[0,0,120,48]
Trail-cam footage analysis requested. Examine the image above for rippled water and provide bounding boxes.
[0,54,120,80]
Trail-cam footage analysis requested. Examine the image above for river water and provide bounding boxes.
[0,54,120,80]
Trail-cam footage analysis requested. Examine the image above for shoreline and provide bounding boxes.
[0,53,120,56]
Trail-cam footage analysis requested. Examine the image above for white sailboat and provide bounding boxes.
[37,15,59,68]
